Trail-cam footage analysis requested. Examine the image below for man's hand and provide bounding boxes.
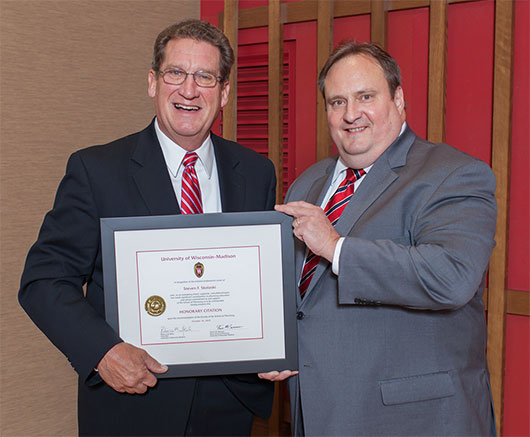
[97,342,168,394]
[258,370,298,381]
[275,201,340,262]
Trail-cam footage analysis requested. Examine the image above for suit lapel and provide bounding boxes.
[306,168,333,206]
[302,127,416,301]
[212,134,245,212]
[336,126,416,237]
[333,161,397,236]
[131,122,180,216]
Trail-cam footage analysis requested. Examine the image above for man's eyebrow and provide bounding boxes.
[162,64,217,74]
[354,88,377,96]
[326,88,378,101]
[162,64,182,69]
[326,94,346,101]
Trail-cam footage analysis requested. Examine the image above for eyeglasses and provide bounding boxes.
[158,68,222,88]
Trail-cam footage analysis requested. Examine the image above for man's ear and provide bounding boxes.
[220,81,230,108]
[393,86,405,114]
[147,70,157,98]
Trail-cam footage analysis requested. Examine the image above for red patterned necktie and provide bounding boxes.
[298,168,366,297]
[180,152,203,214]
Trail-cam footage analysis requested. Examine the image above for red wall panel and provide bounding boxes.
[333,14,371,45]
[388,7,430,139]
[284,21,317,177]
[447,0,495,164]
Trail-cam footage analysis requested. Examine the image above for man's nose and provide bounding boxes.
[343,101,362,123]
[178,74,199,99]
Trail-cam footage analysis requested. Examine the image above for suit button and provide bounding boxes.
[296,311,305,320]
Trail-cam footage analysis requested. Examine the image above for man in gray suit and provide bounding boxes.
[260,41,497,436]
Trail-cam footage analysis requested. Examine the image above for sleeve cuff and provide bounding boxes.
[332,237,345,275]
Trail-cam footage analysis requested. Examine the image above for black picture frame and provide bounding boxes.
[100,211,298,378]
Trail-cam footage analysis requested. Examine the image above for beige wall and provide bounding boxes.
[1,1,199,435]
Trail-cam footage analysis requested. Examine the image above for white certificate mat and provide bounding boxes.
[101,211,297,378]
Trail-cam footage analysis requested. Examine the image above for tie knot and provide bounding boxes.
[343,168,366,185]
[183,152,199,168]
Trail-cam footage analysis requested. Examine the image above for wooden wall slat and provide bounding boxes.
[285,0,318,24]
[334,0,371,16]
[370,0,388,49]
[223,0,238,142]
[317,0,333,73]
[316,0,334,162]
[387,0,429,10]
[388,0,481,11]
[484,289,530,317]
[488,0,515,434]
[268,0,284,203]
[506,290,530,317]
[427,0,448,143]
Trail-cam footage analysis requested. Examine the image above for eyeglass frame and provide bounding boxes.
[157,67,224,88]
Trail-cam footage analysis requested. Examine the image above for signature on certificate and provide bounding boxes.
[215,323,243,331]
[209,324,245,338]
[160,325,193,339]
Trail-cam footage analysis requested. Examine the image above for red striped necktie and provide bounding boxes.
[298,168,366,297]
[180,152,203,215]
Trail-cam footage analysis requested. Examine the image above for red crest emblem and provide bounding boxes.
[194,262,204,278]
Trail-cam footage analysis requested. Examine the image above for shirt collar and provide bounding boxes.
[154,118,215,179]
[333,160,373,185]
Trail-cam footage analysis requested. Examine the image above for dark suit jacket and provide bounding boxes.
[285,127,497,436]
[19,121,276,435]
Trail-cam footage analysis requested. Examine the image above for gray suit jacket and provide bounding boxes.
[286,127,497,436]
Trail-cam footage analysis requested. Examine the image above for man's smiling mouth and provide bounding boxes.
[174,103,200,111]
[347,126,367,133]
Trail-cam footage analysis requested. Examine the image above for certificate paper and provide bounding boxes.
[101,212,297,378]
[136,245,263,345]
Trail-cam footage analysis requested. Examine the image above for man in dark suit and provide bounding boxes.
[19,19,275,436]
[260,41,497,435]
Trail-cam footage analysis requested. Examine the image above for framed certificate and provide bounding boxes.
[100,211,298,378]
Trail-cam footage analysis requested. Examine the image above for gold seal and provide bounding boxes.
[145,295,166,317]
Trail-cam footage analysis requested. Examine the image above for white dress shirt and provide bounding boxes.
[154,119,222,213]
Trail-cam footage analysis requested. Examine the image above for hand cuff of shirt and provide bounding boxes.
[332,237,345,275]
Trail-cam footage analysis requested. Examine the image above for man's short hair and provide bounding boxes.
[318,41,402,99]
[152,19,234,83]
